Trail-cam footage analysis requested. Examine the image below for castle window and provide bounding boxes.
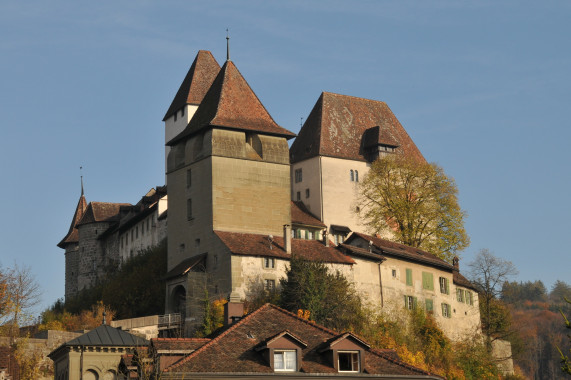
[425,299,434,313]
[456,288,464,303]
[441,303,452,318]
[466,291,473,305]
[350,170,354,181]
[181,107,185,117]
[338,351,360,372]
[355,170,359,182]
[308,231,313,240]
[174,112,177,121]
[264,257,275,269]
[392,269,397,278]
[439,277,450,294]
[305,188,310,198]
[195,238,200,248]
[186,169,192,188]
[404,295,416,310]
[187,199,193,220]
[265,279,276,291]
[296,192,301,201]
[294,169,302,183]
[136,226,138,239]
[274,350,296,371]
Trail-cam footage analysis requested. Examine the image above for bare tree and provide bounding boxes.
[468,249,518,351]
[1,263,42,339]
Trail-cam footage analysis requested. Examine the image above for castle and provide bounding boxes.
[59,49,480,341]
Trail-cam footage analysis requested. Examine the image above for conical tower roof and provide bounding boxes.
[57,192,87,249]
[168,60,295,145]
[162,50,221,121]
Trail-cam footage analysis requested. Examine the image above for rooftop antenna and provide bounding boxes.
[226,28,230,61]
[80,166,84,196]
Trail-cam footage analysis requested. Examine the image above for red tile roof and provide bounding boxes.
[152,338,210,352]
[162,50,221,121]
[164,304,441,378]
[168,60,295,145]
[57,193,87,248]
[291,201,325,227]
[77,202,131,226]
[215,230,354,265]
[348,232,453,270]
[290,92,425,164]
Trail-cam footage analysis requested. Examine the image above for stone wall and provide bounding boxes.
[64,246,79,299]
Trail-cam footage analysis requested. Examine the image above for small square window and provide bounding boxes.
[296,192,301,201]
[195,238,200,248]
[294,168,302,183]
[264,257,275,269]
[187,199,193,220]
[392,269,397,278]
[338,351,360,372]
[274,350,296,371]
[174,112,177,121]
[181,107,185,117]
[305,188,310,198]
[186,169,192,188]
[265,279,276,291]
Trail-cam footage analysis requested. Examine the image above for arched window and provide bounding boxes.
[350,170,354,181]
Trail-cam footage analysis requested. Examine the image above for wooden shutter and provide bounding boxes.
[422,272,434,290]
[425,299,433,313]
[406,269,412,286]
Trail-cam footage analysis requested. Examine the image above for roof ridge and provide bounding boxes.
[368,347,441,377]
[321,91,389,105]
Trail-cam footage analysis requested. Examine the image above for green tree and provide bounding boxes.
[468,249,518,352]
[558,297,571,376]
[357,156,469,262]
[279,256,365,332]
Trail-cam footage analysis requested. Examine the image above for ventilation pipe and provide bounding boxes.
[283,224,292,254]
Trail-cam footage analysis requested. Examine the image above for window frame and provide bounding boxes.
[294,168,303,183]
[441,303,452,318]
[439,277,450,294]
[338,351,360,373]
[264,257,275,269]
[273,350,296,372]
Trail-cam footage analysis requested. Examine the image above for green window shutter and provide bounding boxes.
[413,297,418,309]
[304,230,308,239]
[441,303,445,316]
[425,299,433,312]
[445,278,450,294]
[404,295,408,308]
[422,272,434,290]
[406,269,412,286]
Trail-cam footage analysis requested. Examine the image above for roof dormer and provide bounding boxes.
[255,330,307,372]
[318,332,370,373]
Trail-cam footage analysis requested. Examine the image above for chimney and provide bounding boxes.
[323,229,329,247]
[283,224,292,254]
[453,256,459,272]
[224,292,244,326]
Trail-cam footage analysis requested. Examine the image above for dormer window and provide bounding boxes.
[274,350,296,371]
[338,351,360,372]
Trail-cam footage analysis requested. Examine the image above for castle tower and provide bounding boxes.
[58,188,87,300]
[164,56,295,324]
[289,92,425,243]
[162,51,220,178]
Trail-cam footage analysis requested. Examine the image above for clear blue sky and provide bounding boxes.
[1,1,569,314]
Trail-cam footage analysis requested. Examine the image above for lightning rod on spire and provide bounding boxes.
[226,28,230,61]
[80,166,84,196]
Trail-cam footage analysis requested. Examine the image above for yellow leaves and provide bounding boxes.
[297,309,311,320]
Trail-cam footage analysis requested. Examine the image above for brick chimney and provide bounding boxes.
[453,256,459,272]
[283,224,292,254]
[224,292,244,326]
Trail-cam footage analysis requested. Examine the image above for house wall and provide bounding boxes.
[54,347,135,380]
[118,205,167,262]
[65,245,79,299]
[164,104,198,179]
[77,222,113,292]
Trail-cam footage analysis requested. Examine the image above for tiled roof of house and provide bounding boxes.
[76,202,131,226]
[163,50,221,121]
[164,304,441,378]
[291,201,325,228]
[57,193,87,248]
[453,270,478,291]
[168,60,295,145]
[152,338,210,352]
[348,232,453,271]
[290,92,425,164]
[215,231,354,265]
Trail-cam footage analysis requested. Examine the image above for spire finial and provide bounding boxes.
[80,166,84,196]
[226,28,230,61]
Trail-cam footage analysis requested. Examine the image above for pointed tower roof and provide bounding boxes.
[162,50,221,121]
[168,60,295,145]
[290,92,425,164]
[76,202,131,226]
[57,192,87,249]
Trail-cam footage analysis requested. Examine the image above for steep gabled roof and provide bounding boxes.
[290,92,425,163]
[57,193,87,248]
[215,230,354,265]
[168,60,295,145]
[77,202,131,226]
[162,50,221,121]
[291,201,325,228]
[164,304,442,378]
